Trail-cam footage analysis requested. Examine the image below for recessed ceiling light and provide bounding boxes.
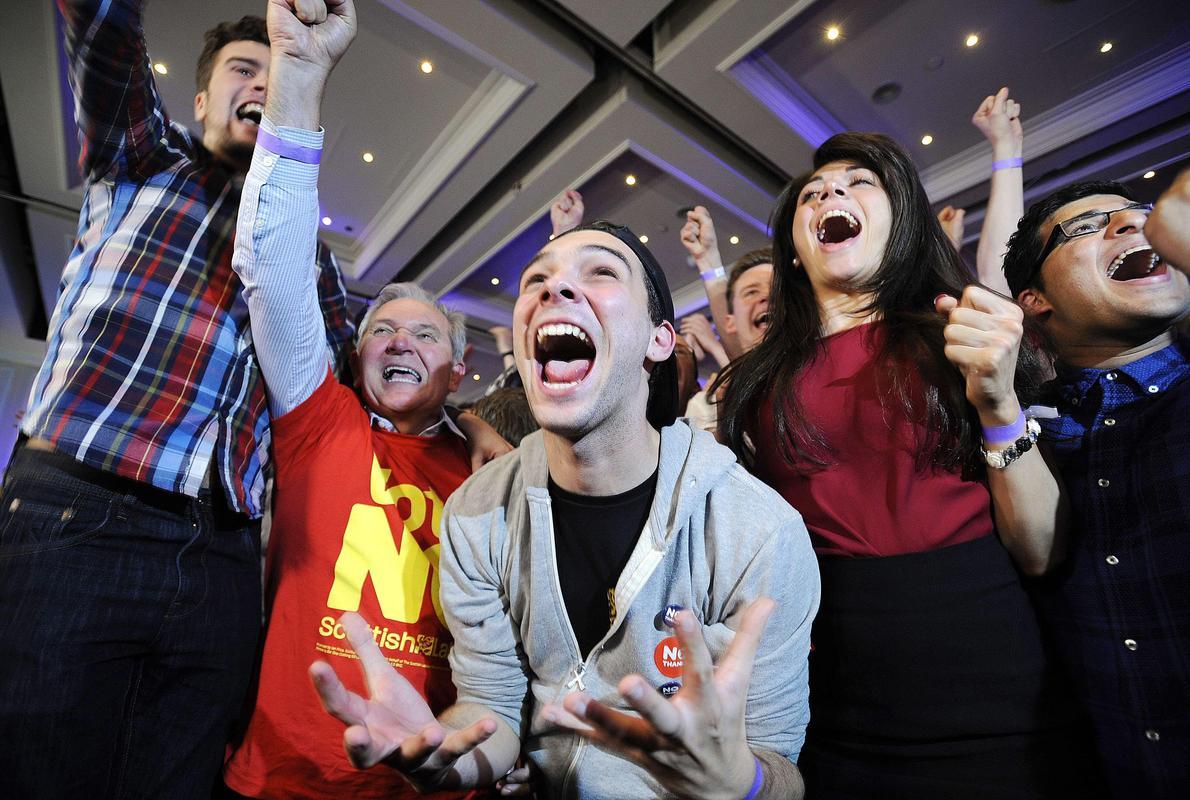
[729,235,740,245]
[625,174,637,186]
[1100,42,1113,53]
[420,60,433,74]
[321,216,332,226]
[826,26,841,41]
[1143,170,1156,179]
[153,62,168,75]
[490,277,501,285]
[472,373,481,381]
[362,151,374,163]
[639,235,649,243]
[965,33,979,48]
[921,134,934,146]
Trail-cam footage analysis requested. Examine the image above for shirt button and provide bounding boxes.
[1071,398,1081,406]
[262,155,276,166]
[1098,478,1111,488]
[1148,385,1159,394]
[1124,638,1138,651]
[1146,729,1161,742]
[1106,555,1119,565]
[1105,371,1118,381]
[1103,418,1116,426]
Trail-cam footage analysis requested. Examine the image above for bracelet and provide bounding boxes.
[700,266,726,282]
[982,408,1025,446]
[256,128,322,164]
[992,157,1023,172]
[743,756,763,800]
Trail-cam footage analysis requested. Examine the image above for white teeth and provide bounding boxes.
[542,380,579,388]
[1106,245,1157,279]
[382,365,420,384]
[535,323,588,343]
[819,209,859,228]
[242,102,263,113]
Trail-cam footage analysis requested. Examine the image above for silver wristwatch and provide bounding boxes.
[982,417,1041,469]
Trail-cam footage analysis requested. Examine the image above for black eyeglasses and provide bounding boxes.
[1035,202,1152,267]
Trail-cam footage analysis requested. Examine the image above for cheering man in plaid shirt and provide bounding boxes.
[0,1,353,797]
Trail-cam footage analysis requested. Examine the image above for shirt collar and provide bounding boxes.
[367,407,465,439]
[1051,335,1190,405]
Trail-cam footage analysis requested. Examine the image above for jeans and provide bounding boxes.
[0,446,262,799]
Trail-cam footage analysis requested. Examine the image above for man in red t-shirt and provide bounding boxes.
[218,3,508,797]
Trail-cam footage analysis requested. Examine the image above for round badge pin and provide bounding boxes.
[658,680,682,697]
[663,604,684,628]
[654,635,683,678]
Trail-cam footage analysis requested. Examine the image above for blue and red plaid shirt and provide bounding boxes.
[1034,336,1190,799]
[22,0,355,517]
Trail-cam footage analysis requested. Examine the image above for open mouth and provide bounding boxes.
[753,311,770,329]
[817,209,862,246]
[382,365,421,385]
[535,322,595,388]
[236,101,263,126]
[1107,246,1164,281]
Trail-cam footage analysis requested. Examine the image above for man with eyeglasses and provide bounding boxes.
[1002,180,1190,799]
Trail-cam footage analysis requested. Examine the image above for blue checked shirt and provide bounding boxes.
[22,0,355,517]
[1035,336,1190,798]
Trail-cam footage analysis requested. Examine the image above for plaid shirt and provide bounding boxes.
[1035,336,1190,798]
[22,0,354,517]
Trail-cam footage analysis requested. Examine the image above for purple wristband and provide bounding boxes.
[982,408,1026,446]
[256,127,322,164]
[742,756,763,800]
[992,157,1023,171]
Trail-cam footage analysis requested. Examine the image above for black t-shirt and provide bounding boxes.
[549,470,658,659]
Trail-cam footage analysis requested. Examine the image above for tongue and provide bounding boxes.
[543,359,592,384]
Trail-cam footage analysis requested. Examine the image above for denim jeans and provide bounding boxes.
[0,447,262,799]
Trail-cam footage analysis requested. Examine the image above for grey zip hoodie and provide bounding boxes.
[440,420,820,799]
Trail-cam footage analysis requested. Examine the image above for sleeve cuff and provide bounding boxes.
[250,115,323,186]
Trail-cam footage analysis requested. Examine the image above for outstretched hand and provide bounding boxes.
[266,0,357,76]
[935,286,1024,425]
[551,190,585,237]
[680,206,723,272]
[541,599,775,800]
[309,612,498,790]
[971,86,1022,157]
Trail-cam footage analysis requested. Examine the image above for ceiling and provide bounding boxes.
[1,0,1188,403]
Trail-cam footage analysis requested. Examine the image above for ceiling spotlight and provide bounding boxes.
[472,373,481,381]
[826,26,841,41]
[1143,170,1156,179]
[921,134,934,146]
[153,62,168,75]
[362,151,375,163]
[1100,42,1113,53]
[321,216,332,226]
[490,277,501,285]
[729,235,740,245]
[420,60,434,74]
[965,34,979,48]
[639,234,649,244]
[625,174,637,186]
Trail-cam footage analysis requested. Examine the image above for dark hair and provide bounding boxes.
[726,248,774,309]
[196,16,269,91]
[715,132,988,472]
[470,388,539,447]
[552,220,679,429]
[1003,180,1134,297]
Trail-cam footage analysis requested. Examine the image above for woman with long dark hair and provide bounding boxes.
[715,133,1099,798]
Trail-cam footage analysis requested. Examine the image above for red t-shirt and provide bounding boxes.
[754,322,994,557]
[224,372,472,799]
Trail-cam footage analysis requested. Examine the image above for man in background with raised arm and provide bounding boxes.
[0,1,354,796]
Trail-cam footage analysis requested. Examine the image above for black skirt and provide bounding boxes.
[799,535,1104,800]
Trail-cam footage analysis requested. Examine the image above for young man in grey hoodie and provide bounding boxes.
[312,218,820,799]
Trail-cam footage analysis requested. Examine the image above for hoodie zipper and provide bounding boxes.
[549,514,668,797]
